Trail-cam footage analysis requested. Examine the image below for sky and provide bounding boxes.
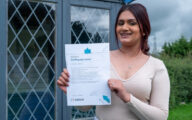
[70,0,192,52]
[136,0,192,52]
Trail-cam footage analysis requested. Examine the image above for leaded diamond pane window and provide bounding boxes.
[71,6,109,44]
[7,0,56,119]
[71,6,110,119]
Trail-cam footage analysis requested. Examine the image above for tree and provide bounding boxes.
[161,36,192,57]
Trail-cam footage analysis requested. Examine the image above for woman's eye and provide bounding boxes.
[118,21,124,26]
[129,22,137,26]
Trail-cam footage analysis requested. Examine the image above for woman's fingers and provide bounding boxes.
[56,68,70,93]
[108,79,116,87]
[108,79,130,102]
[57,79,68,93]
[61,72,69,82]
[108,79,115,91]
[108,79,122,93]
[63,68,70,77]
[57,78,68,86]
[59,84,67,93]
[58,76,69,86]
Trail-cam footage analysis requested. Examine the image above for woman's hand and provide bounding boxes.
[108,79,130,103]
[57,69,93,111]
[57,68,70,93]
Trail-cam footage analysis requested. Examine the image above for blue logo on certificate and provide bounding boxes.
[103,95,110,103]
[84,48,91,54]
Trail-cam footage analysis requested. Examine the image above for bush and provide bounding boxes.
[160,56,192,108]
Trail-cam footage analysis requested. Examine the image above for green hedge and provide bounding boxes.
[160,56,192,108]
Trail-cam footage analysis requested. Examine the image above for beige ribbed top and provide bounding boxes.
[96,56,170,120]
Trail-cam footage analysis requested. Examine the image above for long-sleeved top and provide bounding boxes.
[96,56,170,120]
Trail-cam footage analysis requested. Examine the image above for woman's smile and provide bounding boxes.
[120,32,132,39]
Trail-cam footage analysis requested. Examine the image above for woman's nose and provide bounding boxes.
[122,23,129,31]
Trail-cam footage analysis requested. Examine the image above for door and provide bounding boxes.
[1,0,121,119]
[64,0,120,119]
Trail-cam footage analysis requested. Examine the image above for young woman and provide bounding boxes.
[57,3,170,120]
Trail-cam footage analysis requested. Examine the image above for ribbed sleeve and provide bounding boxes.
[127,62,170,120]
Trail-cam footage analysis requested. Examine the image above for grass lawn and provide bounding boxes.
[168,103,192,120]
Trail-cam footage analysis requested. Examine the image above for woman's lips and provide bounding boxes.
[120,33,132,38]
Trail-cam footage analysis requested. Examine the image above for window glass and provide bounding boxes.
[7,0,56,119]
[71,5,109,119]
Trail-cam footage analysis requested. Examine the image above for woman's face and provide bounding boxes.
[116,10,142,47]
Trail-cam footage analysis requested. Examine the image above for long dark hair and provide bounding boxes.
[115,3,151,55]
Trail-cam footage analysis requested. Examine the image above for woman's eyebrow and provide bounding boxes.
[118,18,136,21]
[127,19,137,21]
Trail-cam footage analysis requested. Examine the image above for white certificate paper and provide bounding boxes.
[65,43,111,106]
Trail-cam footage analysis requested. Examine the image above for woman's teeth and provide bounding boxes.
[121,33,132,37]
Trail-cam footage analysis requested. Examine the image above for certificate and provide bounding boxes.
[65,43,111,106]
